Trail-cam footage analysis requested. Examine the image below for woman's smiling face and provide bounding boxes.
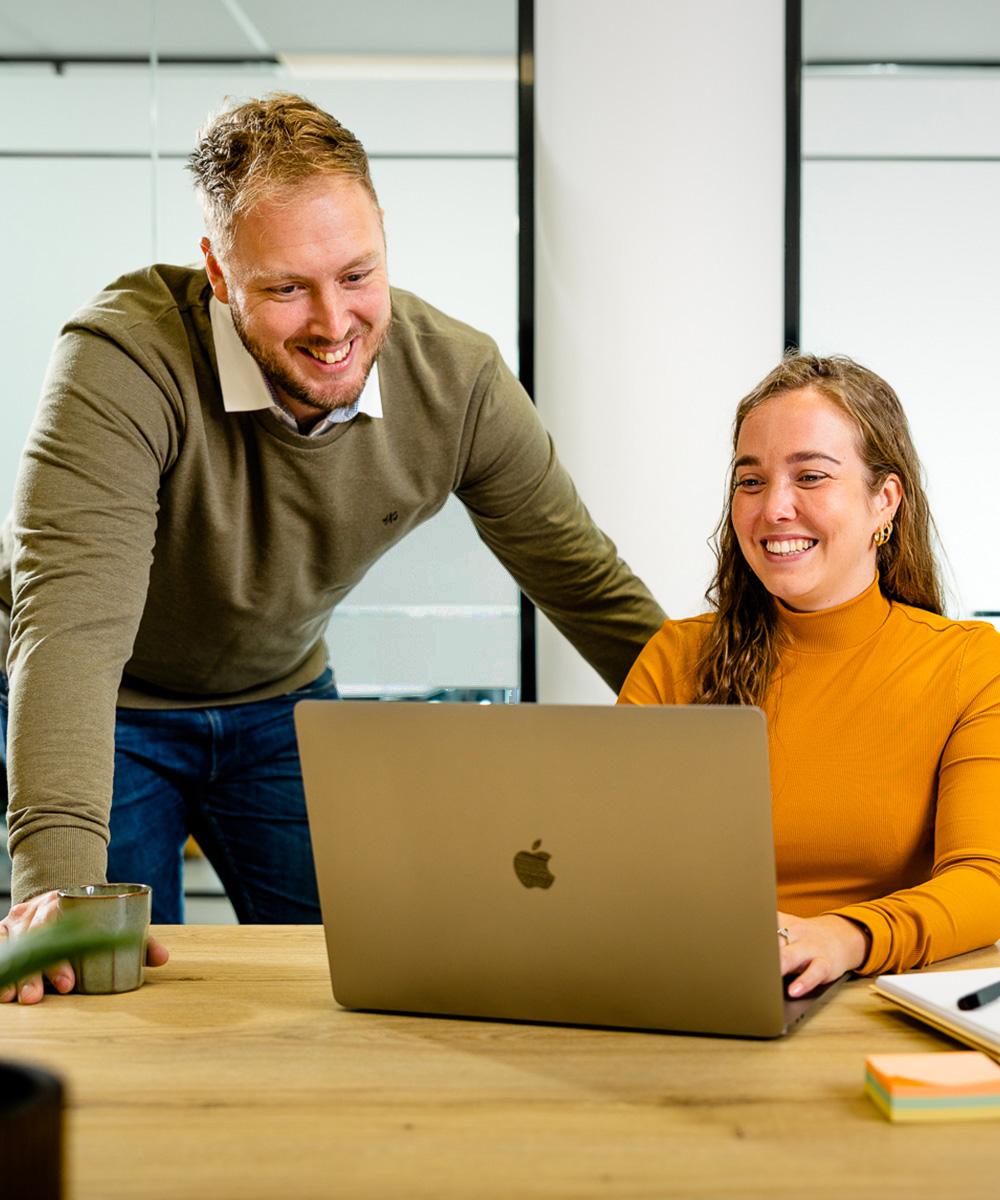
[731,387,901,612]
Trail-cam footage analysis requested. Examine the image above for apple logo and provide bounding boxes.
[513,839,555,889]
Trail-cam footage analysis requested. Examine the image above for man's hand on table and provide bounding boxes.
[0,890,169,1004]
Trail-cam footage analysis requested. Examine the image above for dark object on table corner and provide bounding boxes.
[0,1061,64,1199]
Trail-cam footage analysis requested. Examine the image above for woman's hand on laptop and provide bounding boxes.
[0,890,169,1004]
[777,910,869,998]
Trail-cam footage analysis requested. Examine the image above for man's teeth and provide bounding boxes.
[765,538,816,555]
[307,344,350,364]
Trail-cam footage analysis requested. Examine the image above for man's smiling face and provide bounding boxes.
[202,176,391,425]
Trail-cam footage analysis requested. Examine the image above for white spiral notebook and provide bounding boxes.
[873,969,1000,1060]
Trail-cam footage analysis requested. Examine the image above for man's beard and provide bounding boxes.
[229,301,391,414]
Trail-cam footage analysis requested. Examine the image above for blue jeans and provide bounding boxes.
[0,670,338,924]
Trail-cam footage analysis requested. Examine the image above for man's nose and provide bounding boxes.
[308,289,353,342]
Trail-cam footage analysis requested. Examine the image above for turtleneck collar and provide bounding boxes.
[776,575,891,653]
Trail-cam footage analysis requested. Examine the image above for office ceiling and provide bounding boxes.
[2,1,998,65]
[0,0,517,59]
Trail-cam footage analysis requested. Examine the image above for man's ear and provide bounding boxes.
[200,237,229,303]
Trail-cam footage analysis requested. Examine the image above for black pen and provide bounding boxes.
[957,978,1000,1011]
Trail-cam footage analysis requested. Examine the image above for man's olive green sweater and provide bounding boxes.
[0,266,664,903]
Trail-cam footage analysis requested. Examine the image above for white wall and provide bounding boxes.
[533,0,787,702]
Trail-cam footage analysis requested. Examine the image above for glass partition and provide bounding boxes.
[0,0,522,701]
[798,0,1000,619]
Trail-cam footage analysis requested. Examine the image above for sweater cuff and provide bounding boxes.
[829,903,893,976]
[9,826,108,907]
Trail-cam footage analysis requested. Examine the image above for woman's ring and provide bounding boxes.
[777,927,790,943]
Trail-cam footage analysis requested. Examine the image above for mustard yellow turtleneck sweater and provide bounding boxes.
[617,578,1000,975]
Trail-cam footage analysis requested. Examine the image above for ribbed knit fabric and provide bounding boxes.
[617,578,1000,974]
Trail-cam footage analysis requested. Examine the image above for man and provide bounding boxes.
[0,94,664,1001]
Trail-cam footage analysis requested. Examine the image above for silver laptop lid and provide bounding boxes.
[296,702,788,1038]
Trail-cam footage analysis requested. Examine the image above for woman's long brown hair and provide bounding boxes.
[694,354,944,707]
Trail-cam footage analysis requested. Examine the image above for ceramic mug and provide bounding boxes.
[56,883,152,994]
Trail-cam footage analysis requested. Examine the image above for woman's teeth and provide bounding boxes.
[765,538,816,555]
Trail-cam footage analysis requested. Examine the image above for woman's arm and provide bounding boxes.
[828,626,1000,975]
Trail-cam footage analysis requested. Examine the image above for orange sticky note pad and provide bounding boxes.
[867,1052,1000,1097]
[865,1053,1000,1122]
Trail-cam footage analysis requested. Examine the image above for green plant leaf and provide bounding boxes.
[0,917,142,991]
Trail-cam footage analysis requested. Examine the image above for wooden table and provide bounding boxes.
[3,927,1000,1199]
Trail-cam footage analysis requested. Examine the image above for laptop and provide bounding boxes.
[295,701,839,1038]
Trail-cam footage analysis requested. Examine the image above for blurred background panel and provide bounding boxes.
[801,0,1000,618]
[0,0,519,918]
[0,0,521,704]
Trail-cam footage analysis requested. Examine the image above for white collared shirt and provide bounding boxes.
[209,294,383,435]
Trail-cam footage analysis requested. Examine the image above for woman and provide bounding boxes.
[618,354,1000,997]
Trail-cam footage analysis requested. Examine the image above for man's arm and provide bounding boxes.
[456,355,665,693]
[6,323,176,904]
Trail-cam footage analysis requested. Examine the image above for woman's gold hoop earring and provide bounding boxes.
[874,519,894,547]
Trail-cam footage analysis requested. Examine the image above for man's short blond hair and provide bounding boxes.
[187,92,380,261]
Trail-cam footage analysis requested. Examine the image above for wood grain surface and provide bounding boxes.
[2,926,999,1200]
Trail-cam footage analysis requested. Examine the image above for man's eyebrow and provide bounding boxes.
[734,451,841,469]
[339,253,381,272]
[251,254,381,285]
